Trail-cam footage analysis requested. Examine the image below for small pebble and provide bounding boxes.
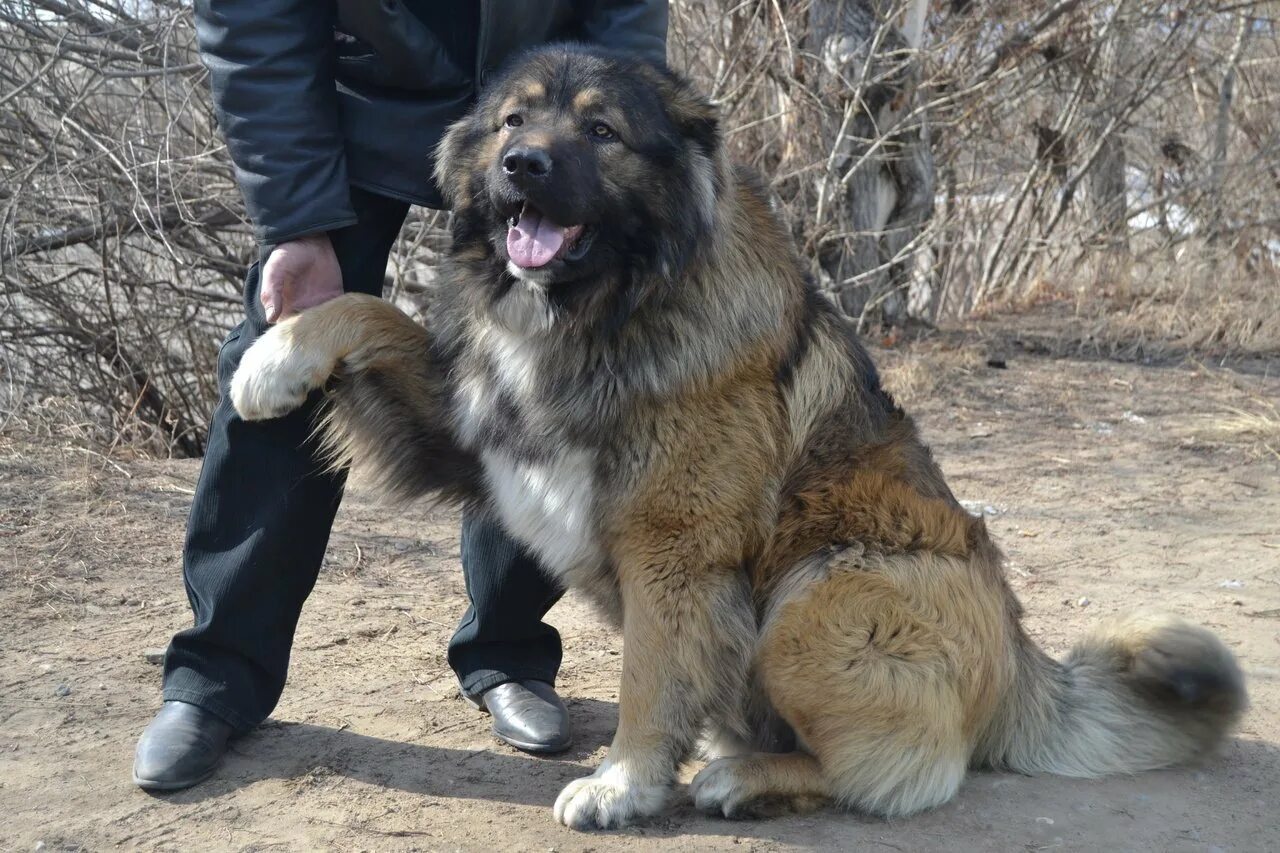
[39,663,53,674]
[959,500,1005,517]
[1077,597,1091,608]
[1035,816,1054,825]
[54,684,71,697]
[143,648,166,665]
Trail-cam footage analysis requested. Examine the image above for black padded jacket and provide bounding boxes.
[193,0,667,244]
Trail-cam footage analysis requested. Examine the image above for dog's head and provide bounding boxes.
[435,45,723,304]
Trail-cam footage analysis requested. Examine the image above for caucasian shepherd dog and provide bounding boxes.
[231,46,1246,830]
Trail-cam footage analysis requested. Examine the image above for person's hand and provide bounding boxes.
[260,234,343,323]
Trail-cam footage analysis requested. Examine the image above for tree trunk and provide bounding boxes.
[1083,6,1131,286]
[1209,13,1250,244]
[807,0,934,329]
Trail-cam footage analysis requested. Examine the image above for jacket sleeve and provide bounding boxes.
[578,0,668,66]
[194,0,356,245]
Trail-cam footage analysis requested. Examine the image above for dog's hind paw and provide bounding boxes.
[690,757,754,817]
[553,765,668,831]
[691,756,826,820]
[230,322,335,421]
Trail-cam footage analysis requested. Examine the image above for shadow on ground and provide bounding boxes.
[156,698,619,808]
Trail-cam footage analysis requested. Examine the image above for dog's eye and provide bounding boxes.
[504,114,523,128]
[590,122,616,141]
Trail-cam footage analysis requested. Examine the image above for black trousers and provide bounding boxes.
[162,188,564,732]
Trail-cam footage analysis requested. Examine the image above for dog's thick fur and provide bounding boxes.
[230,46,1246,830]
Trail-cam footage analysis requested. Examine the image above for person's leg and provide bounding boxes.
[448,512,571,752]
[161,188,410,732]
[448,513,566,700]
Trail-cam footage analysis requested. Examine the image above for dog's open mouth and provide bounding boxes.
[506,202,589,269]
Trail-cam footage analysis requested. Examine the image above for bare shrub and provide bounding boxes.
[2,1,1277,456]
[671,1,1279,339]
[1,0,245,456]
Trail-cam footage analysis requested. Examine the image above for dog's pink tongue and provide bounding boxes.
[507,208,565,268]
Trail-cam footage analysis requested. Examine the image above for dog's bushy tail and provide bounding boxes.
[983,612,1246,777]
[311,296,480,505]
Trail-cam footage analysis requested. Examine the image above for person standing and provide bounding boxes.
[133,0,667,791]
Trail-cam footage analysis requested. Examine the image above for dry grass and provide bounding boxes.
[990,244,1280,362]
[0,418,136,611]
[1102,249,1280,357]
[965,251,1279,368]
[877,342,987,408]
[1179,399,1280,461]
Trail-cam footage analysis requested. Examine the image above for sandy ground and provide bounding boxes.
[2,339,1278,852]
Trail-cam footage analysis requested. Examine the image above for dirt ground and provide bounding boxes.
[2,335,1278,852]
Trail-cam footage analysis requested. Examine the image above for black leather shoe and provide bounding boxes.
[133,701,235,791]
[481,680,572,754]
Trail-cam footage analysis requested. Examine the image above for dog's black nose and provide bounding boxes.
[502,146,552,180]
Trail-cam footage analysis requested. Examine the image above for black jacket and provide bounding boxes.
[193,0,667,245]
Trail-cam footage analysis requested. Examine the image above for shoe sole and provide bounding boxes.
[493,728,573,755]
[132,765,217,791]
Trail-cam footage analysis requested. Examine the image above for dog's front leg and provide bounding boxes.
[554,553,754,831]
[230,293,474,502]
[231,293,429,421]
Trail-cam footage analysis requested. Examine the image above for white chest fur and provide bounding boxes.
[456,310,547,446]
[480,448,603,577]
[462,297,604,577]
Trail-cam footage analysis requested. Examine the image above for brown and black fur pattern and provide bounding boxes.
[230,45,1247,830]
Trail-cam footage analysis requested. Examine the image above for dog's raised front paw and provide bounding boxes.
[553,765,668,831]
[229,322,333,421]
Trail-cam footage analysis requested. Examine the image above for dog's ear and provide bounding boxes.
[662,75,721,159]
[433,116,481,209]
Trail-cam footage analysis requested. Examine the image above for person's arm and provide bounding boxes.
[578,0,668,66]
[194,0,355,246]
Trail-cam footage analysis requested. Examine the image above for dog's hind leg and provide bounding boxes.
[691,752,829,818]
[710,565,970,820]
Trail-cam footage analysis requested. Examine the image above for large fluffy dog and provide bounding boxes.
[230,46,1246,830]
